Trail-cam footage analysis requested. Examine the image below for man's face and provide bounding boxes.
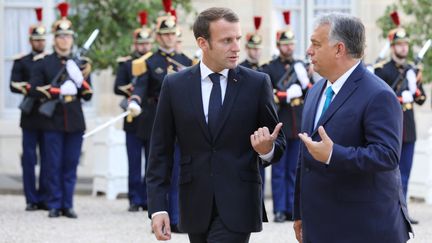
[278,43,295,58]
[157,32,177,50]
[246,47,261,62]
[135,42,152,55]
[307,24,338,78]
[392,41,409,59]
[199,19,241,72]
[30,39,46,53]
[54,34,74,52]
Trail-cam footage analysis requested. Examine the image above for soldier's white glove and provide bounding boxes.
[406,69,417,94]
[294,62,310,89]
[60,80,78,95]
[66,59,84,88]
[127,101,141,117]
[286,84,303,103]
[401,90,414,103]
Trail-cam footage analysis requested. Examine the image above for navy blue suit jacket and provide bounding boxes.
[146,64,285,233]
[294,63,412,242]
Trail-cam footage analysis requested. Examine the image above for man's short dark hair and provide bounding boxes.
[193,7,239,41]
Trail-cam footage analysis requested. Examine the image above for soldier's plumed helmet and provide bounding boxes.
[52,2,74,36]
[29,8,46,40]
[277,11,295,44]
[134,11,153,43]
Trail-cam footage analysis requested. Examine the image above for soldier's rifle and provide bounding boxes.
[39,29,100,117]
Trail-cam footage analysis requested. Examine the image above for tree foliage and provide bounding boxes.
[67,0,194,72]
[376,0,432,83]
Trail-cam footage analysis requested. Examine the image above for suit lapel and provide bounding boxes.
[188,65,212,142]
[213,67,242,141]
[312,64,364,137]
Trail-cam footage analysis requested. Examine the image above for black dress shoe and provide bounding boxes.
[37,202,49,211]
[25,203,39,211]
[128,204,140,212]
[285,212,294,221]
[409,217,419,225]
[48,209,61,218]
[170,224,184,233]
[62,208,78,218]
[274,211,287,223]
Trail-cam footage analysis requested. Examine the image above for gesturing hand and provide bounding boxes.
[293,220,303,243]
[152,213,171,241]
[251,122,283,155]
[298,126,333,163]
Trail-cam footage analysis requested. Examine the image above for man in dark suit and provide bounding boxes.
[146,7,285,243]
[293,13,412,242]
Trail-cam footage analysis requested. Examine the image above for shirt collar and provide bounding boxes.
[199,61,229,81]
[158,47,175,56]
[326,61,361,95]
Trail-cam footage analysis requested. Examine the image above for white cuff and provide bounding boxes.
[151,211,168,219]
[259,143,275,162]
[325,148,333,165]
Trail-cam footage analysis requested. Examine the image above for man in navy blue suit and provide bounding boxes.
[293,13,412,242]
[146,7,285,243]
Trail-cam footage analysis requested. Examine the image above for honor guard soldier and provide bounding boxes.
[239,16,266,192]
[261,10,312,223]
[240,16,263,71]
[114,10,153,212]
[28,2,93,219]
[10,7,49,211]
[128,0,192,233]
[374,11,426,225]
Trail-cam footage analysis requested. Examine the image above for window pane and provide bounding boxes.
[3,7,35,110]
[315,0,351,5]
[274,0,301,5]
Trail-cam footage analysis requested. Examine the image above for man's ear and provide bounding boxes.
[335,42,345,56]
[196,37,208,51]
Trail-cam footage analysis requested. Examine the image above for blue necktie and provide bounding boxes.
[320,86,334,118]
[208,73,222,137]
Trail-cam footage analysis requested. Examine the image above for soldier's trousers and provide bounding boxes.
[400,142,415,200]
[22,129,48,205]
[168,144,181,225]
[126,132,148,206]
[271,138,300,215]
[44,131,83,209]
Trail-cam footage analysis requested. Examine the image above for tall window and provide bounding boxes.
[272,0,354,60]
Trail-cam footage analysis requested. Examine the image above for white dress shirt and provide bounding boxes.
[314,61,361,164]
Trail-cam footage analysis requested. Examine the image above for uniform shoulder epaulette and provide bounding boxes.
[372,59,387,69]
[132,52,153,76]
[12,53,25,61]
[116,55,132,63]
[33,52,47,61]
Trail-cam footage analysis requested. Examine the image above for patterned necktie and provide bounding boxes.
[320,86,334,118]
[208,73,222,137]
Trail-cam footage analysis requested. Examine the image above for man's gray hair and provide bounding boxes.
[314,13,365,59]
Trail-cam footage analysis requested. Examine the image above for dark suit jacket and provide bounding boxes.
[294,63,412,243]
[146,64,285,234]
